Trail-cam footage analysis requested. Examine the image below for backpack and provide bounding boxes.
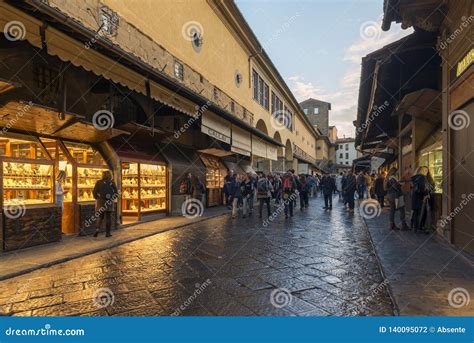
[282,175,293,192]
[257,178,269,194]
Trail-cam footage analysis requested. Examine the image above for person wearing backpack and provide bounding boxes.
[256,173,273,219]
[93,170,118,238]
[385,167,408,231]
[298,175,310,210]
[282,171,296,218]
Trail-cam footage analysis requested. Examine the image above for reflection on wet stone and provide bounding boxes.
[0,197,395,316]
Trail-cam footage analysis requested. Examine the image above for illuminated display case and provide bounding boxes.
[0,134,61,252]
[0,136,54,206]
[200,154,225,207]
[39,139,113,234]
[121,162,167,222]
[419,143,443,193]
[61,142,111,203]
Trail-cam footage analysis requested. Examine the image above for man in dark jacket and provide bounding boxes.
[93,171,118,237]
[374,172,386,208]
[321,172,336,210]
[342,170,356,212]
[223,170,235,209]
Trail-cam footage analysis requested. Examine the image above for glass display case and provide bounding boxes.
[0,136,54,206]
[121,162,140,215]
[200,154,225,207]
[121,162,167,222]
[419,144,442,193]
[2,161,53,205]
[62,142,111,203]
[140,163,167,212]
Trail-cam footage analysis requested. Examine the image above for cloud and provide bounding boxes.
[344,23,412,63]
[287,18,412,138]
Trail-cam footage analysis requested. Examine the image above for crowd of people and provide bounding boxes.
[176,166,436,233]
[69,164,435,238]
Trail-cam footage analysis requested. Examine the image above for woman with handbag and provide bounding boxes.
[384,167,409,231]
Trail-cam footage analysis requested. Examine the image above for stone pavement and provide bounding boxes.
[361,203,474,316]
[0,196,395,316]
[0,206,229,281]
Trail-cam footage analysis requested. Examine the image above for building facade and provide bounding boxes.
[336,138,359,167]
[357,0,473,254]
[299,98,331,136]
[0,0,321,252]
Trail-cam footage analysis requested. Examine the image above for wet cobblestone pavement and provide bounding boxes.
[0,196,395,316]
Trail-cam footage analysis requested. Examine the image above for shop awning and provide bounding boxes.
[158,143,206,194]
[223,161,245,175]
[201,111,231,144]
[117,121,173,141]
[150,81,197,117]
[231,125,251,157]
[239,161,256,174]
[199,154,227,172]
[252,135,267,159]
[0,101,126,143]
[356,30,440,149]
[198,148,233,157]
[110,137,167,164]
[0,78,18,95]
[0,2,42,48]
[392,88,442,123]
[45,27,147,96]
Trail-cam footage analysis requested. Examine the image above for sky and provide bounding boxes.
[235,0,412,138]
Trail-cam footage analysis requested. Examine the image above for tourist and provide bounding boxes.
[410,166,434,233]
[93,170,118,238]
[230,173,242,219]
[282,170,296,218]
[342,170,356,212]
[298,175,310,210]
[256,173,273,218]
[223,170,235,209]
[335,172,343,200]
[356,171,367,199]
[321,171,336,210]
[55,170,67,211]
[385,167,408,230]
[193,175,206,208]
[241,173,254,218]
[374,172,386,208]
[273,174,283,205]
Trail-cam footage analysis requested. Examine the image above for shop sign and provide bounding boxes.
[456,48,473,78]
[201,111,231,144]
[450,48,474,83]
